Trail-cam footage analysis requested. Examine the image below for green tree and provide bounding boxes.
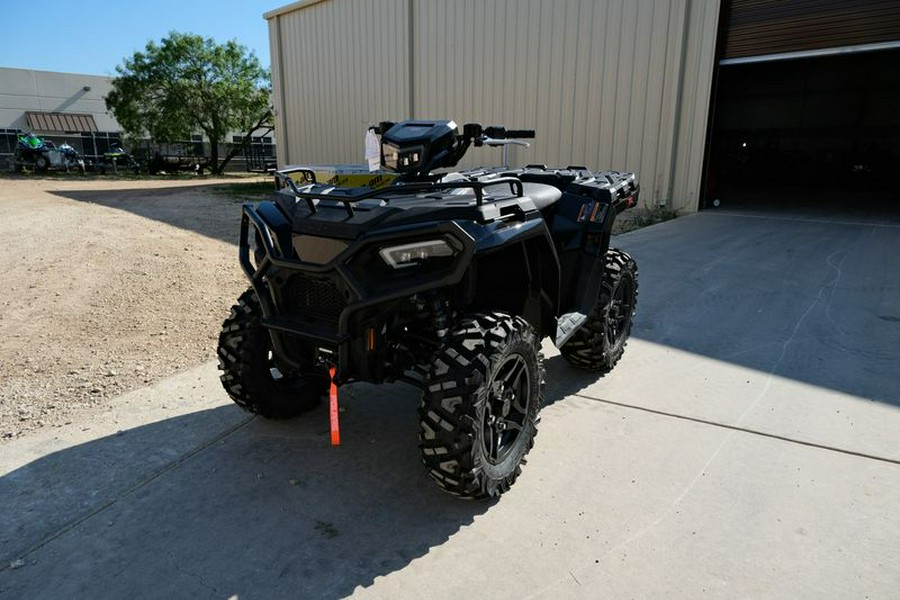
[106,32,272,175]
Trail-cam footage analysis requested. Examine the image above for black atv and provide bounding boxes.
[218,120,639,499]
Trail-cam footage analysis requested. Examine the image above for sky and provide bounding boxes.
[0,0,276,76]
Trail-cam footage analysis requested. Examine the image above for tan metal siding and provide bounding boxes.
[268,16,286,162]
[268,0,410,166]
[671,0,721,206]
[409,0,718,210]
[268,0,719,211]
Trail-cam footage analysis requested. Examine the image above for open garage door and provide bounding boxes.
[704,0,900,211]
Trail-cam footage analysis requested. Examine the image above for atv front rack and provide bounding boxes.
[275,170,524,217]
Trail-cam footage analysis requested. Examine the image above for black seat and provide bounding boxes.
[445,177,562,210]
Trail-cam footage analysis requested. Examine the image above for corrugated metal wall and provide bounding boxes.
[671,0,722,207]
[269,0,411,167]
[267,0,720,211]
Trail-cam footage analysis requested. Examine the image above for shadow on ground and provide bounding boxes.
[0,351,603,598]
[1,382,501,598]
[614,208,900,407]
[48,182,270,245]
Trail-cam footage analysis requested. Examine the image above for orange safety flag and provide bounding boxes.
[328,366,340,446]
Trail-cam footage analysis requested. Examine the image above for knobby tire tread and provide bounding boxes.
[560,248,638,373]
[418,312,544,499]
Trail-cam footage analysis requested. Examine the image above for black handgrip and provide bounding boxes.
[463,123,483,138]
[505,129,535,139]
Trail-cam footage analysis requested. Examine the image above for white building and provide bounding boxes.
[0,66,276,170]
[0,67,124,162]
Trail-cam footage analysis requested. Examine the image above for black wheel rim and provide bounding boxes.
[606,274,634,346]
[481,353,531,464]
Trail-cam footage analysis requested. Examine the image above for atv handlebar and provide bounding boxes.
[482,126,535,140]
[504,129,536,139]
[373,122,534,140]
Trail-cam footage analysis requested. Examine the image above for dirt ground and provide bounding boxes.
[0,175,258,440]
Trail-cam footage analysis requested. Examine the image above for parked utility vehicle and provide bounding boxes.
[218,120,639,498]
[13,133,85,173]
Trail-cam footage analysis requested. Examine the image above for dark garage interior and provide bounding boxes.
[704,0,900,212]
[706,49,900,211]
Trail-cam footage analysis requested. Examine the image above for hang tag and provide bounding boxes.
[365,129,380,172]
[329,366,340,446]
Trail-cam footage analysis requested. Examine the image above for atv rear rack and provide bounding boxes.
[274,170,524,217]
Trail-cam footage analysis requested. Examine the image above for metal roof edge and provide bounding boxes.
[0,66,114,80]
[263,0,330,20]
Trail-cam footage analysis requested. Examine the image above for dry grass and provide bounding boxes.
[613,206,680,235]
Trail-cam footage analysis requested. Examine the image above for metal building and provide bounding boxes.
[0,67,121,132]
[265,0,719,211]
[265,0,900,212]
[0,66,278,172]
[0,67,126,164]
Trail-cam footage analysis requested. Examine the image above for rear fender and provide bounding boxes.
[552,192,626,348]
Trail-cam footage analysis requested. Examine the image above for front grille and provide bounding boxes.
[281,274,348,323]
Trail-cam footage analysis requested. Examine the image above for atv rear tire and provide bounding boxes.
[560,248,638,373]
[419,312,544,499]
[34,155,49,172]
[218,288,327,418]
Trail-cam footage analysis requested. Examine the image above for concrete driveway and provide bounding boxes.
[3,208,900,598]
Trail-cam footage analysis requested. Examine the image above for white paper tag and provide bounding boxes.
[365,128,380,172]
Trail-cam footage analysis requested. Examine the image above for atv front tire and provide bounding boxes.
[218,288,327,418]
[419,312,544,499]
[560,248,638,373]
[34,155,49,172]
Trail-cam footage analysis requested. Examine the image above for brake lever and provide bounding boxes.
[481,136,530,149]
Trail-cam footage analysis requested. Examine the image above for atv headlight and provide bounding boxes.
[379,239,455,269]
[382,141,424,172]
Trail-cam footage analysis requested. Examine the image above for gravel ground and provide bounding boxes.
[0,175,256,440]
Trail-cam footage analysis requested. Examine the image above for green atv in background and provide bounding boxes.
[13,132,85,173]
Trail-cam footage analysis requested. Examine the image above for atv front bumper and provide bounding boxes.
[239,202,474,383]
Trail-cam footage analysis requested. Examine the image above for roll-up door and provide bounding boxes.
[721,0,900,63]
[703,1,900,211]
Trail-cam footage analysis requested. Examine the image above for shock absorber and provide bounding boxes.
[429,293,450,339]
